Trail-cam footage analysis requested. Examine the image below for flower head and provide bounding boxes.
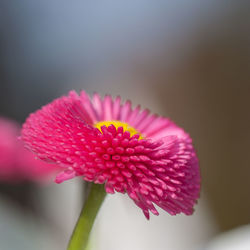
[0,117,58,183]
[21,90,200,218]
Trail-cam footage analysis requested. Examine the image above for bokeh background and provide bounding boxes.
[0,1,250,250]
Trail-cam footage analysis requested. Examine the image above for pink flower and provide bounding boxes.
[21,90,200,218]
[0,117,58,183]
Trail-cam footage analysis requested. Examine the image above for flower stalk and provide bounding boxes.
[67,183,106,250]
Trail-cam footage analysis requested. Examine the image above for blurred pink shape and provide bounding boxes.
[0,117,59,183]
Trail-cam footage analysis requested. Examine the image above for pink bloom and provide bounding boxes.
[0,117,58,183]
[21,90,200,218]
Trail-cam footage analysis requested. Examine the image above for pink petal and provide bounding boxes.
[102,95,113,121]
[137,114,158,133]
[80,90,98,123]
[92,93,103,121]
[55,170,76,183]
[112,96,121,120]
[130,109,150,128]
[120,100,132,122]
[126,105,141,124]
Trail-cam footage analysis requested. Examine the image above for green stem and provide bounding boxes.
[67,183,106,250]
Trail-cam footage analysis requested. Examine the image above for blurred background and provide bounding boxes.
[0,1,250,249]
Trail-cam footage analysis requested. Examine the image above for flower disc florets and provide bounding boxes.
[21,90,200,218]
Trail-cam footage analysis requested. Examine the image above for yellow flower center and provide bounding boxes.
[94,120,143,139]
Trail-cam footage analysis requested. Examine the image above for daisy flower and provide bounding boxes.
[21,90,200,218]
